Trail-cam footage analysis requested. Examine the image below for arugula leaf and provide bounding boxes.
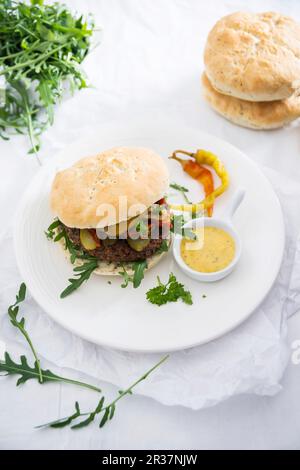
[170,182,189,193]
[0,352,41,386]
[46,219,92,263]
[156,239,170,255]
[45,218,61,239]
[132,260,147,288]
[119,265,133,288]
[146,273,193,306]
[48,402,82,429]
[170,214,197,240]
[37,355,169,430]
[4,283,101,392]
[71,396,106,429]
[47,219,148,293]
[0,352,101,392]
[3,285,169,432]
[46,219,100,297]
[118,260,147,289]
[72,412,96,429]
[7,283,43,383]
[170,182,191,204]
[60,259,99,298]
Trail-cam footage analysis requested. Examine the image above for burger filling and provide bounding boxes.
[62,199,170,263]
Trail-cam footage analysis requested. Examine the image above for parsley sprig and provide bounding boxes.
[0,0,95,154]
[146,273,193,306]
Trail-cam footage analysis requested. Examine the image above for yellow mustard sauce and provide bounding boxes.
[180,226,235,273]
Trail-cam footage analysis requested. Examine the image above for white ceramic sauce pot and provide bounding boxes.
[172,188,246,282]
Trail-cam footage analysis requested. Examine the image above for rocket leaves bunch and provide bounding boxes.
[0,0,96,154]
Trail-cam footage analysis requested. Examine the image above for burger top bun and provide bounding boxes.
[204,11,300,102]
[50,147,169,229]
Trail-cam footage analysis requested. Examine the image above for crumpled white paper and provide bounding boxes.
[0,166,299,410]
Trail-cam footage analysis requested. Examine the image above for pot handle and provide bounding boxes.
[223,188,246,221]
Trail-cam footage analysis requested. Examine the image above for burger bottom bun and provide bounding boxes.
[202,72,300,130]
[59,236,171,276]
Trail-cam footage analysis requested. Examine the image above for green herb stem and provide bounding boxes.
[8,80,40,159]
[0,45,65,75]
[52,376,101,393]
[108,354,169,407]
[7,283,43,384]
[17,328,43,384]
[170,182,191,204]
[0,40,40,60]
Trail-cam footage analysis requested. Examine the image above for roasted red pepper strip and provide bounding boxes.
[171,154,215,216]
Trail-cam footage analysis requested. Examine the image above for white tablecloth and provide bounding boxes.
[1,0,300,450]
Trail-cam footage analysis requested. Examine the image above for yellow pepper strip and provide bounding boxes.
[169,201,205,214]
[169,149,229,213]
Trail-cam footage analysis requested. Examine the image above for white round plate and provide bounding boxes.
[14,121,285,353]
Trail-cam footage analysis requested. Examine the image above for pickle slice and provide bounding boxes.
[80,229,98,250]
[127,238,150,252]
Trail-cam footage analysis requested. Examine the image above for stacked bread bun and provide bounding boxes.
[202,12,300,129]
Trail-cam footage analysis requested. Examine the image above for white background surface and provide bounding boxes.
[1,0,300,450]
